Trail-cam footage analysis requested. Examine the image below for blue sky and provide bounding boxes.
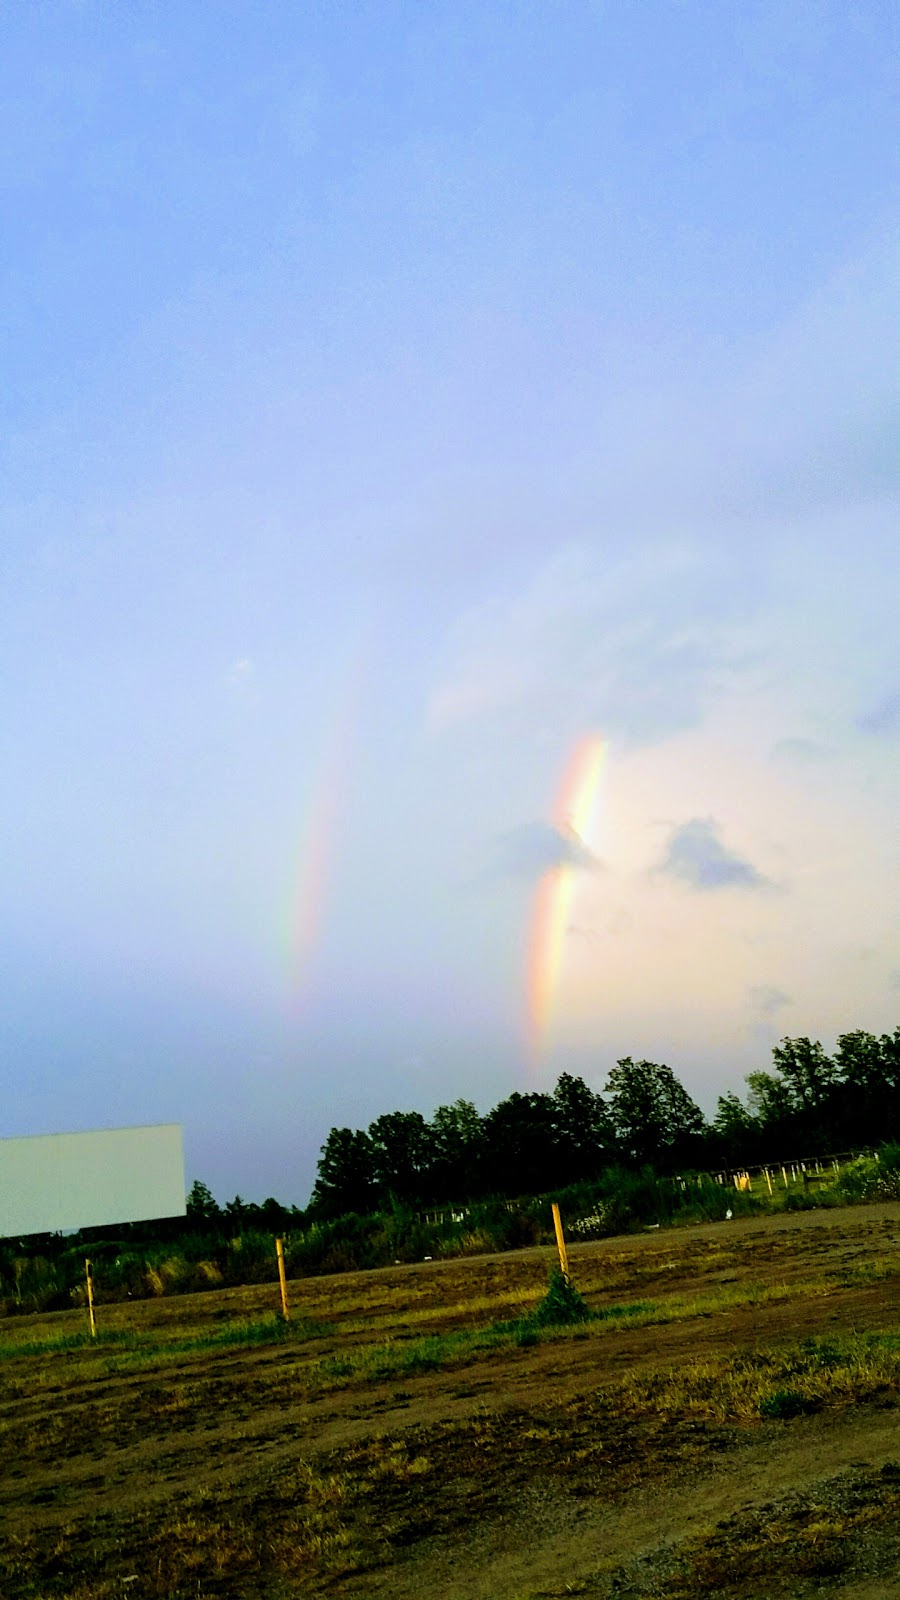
[2,2,898,1204]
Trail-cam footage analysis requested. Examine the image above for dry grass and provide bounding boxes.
[615,1331,900,1422]
[5,1206,900,1598]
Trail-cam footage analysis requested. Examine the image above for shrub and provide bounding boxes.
[532,1267,591,1327]
[783,1188,820,1211]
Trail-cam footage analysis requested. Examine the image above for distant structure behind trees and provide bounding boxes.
[309,1029,900,1218]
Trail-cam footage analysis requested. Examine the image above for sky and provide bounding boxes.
[2,1,899,1205]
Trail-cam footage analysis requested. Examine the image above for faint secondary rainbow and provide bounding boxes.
[288,710,355,1003]
[526,734,608,1063]
[286,630,376,1006]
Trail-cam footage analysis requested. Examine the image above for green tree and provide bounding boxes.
[745,1070,795,1126]
[185,1180,220,1229]
[605,1057,706,1168]
[834,1028,900,1145]
[367,1111,430,1204]
[835,1029,885,1093]
[310,1127,377,1218]
[713,1090,759,1163]
[770,1036,836,1113]
[482,1091,558,1195]
[881,1027,900,1089]
[552,1073,614,1179]
[427,1100,483,1201]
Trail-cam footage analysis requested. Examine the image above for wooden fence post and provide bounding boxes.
[275,1236,290,1321]
[85,1258,96,1339]
[551,1202,570,1283]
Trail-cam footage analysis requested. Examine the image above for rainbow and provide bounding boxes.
[286,630,376,1004]
[288,709,355,1002]
[526,734,607,1062]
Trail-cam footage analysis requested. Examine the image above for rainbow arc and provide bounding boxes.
[526,734,607,1063]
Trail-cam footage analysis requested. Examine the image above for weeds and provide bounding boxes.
[531,1267,591,1326]
[0,1313,332,1365]
[613,1332,900,1423]
[6,1214,900,1599]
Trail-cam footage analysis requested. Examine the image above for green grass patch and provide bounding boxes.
[0,1313,333,1365]
[596,1299,654,1321]
[613,1331,900,1423]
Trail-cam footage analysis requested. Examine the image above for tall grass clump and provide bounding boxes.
[531,1267,591,1327]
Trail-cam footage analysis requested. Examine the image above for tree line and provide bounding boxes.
[310,1028,900,1219]
[5,1026,898,1315]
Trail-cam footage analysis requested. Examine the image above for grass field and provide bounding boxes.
[4,1203,900,1598]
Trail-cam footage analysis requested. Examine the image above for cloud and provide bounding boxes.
[428,542,761,748]
[772,737,832,765]
[658,818,769,891]
[748,984,792,1017]
[227,657,254,685]
[856,691,900,736]
[489,820,600,881]
[568,908,632,944]
[723,234,900,515]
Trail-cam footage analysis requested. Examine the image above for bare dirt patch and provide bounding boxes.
[3,1202,900,1597]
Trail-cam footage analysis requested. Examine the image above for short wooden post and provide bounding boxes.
[551,1202,569,1282]
[275,1236,289,1321]
[85,1258,96,1339]
[765,1168,773,1195]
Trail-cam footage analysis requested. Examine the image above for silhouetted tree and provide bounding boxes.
[770,1036,836,1114]
[482,1091,558,1194]
[552,1073,615,1179]
[833,1028,900,1146]
[745,1068,795,1127]
[713,1091,760,1164]
[605,1057,706,1169]
[310,1127,377,1218]
[368,1111,430,1204]
[185,1180,220,1230]
[426,1100,484,1202]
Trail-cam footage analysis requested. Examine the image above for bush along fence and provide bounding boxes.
[695,1149,876,1193]
[2,1146,899,1319]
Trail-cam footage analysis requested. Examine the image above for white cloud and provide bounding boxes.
[771,737,833,765]
[428,542,758,747]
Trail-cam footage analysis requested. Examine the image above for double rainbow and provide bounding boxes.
[526,735,607,1062]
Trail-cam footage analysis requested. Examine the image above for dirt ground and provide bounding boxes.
[3,1202,900,1598]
